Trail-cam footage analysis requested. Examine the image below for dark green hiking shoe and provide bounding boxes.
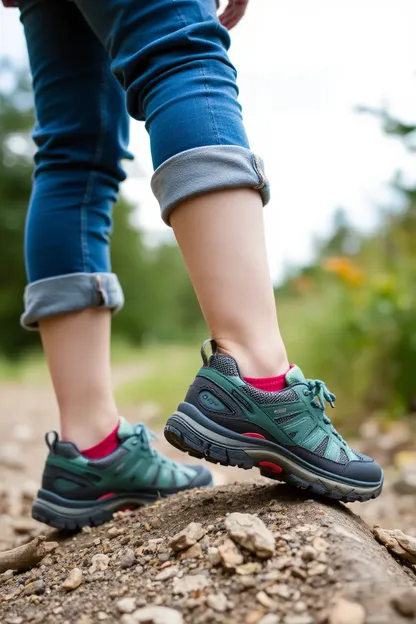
[164,340,383,503]
[32,418,213,530]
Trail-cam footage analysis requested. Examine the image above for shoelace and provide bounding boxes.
[303,379,346,445]
[132,424,181,468]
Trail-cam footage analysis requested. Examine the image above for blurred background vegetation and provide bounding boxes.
[1,62,415,431]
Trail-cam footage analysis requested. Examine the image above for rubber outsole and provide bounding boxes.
[32,482,213,531]
[164,408,383,504]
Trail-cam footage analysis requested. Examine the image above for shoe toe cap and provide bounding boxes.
[187,464,213,488]
[343,456,383,484]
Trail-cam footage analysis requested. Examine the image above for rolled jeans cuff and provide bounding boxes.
[21,272,124,330]
[151,145,270,225]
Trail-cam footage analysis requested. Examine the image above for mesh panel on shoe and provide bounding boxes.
[209,355,240,377]
[313,436,330,457]
[274,413,300,425]
[243,386,298,405]
[339,448,349,464]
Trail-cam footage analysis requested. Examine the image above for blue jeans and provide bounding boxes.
[20,0,270,329]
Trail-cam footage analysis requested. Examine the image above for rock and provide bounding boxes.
[89,553,110,573]
[120,548,136,569]
[0,569,14,584]
[0,444,25,470]
[151,516,162,528]
[178,543,202,560]
[122,606,183,624]
[266,583,291,599]
[97,612,109,621]
[256,591,277,610]
[23,580,46,596]
[108,527,124,538]
[246,611,267,624]
[391,587,416,617]
[170,522,206,552]
[258,616,281,624]
[312,537,329,552]
[62,567,83,591]
[5,617,24,624]
[207,592,228,613]
[300,546,316,561]
[117,597,137,614]
[393,468,416,495]
[284,617,314,624]
[155,566,179,581]
[373,526,416,564]
[172,573,211,595]
[11,518,39,534]
[225,512,275,558]
[327,598,365,624]
[218,538,244,569]
[207,547,221,566]
[236,562,263,575]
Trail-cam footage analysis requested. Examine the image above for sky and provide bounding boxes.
[1,0,415,281]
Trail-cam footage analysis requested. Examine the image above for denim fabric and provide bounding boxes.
[20,0,270,328]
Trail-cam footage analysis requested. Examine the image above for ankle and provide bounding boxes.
[216,339,289,378]
[60,405,120,450]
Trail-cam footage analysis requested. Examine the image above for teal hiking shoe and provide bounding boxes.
[164,340,383,503]
[32,418,213,530]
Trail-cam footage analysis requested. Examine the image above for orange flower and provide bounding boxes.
[322,256,364,287]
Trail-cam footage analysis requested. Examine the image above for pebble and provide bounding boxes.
[327,598,365,624]
[120,548,136,569]
[300,546,316,561]
[89,553,110,573]
[108,526,124,538]
[155,566,179,581]
[4,618,24,624]
[117,597,137,614]
[121,606,183,624]
[225,512,275,558]
[267,583,291,599]
[258,616,281,624]
[178,543,202,560]
[172,573,211,595]
[170,522,206,552]
[219,538,244,569]
[23,580,46,596]
[391,587,416,618]
[62,567,83,591]
[97,612,109,621]
[236,562,263,575]
[256,591,277,610]
[207,546,221,566]
[0,569,14,584]
[284,616,314,624]
[206,592,228,613]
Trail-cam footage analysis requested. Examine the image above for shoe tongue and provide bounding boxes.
[117,417,134,441]
[285,365,306,385]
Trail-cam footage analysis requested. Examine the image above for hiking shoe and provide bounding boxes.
[32,418,213,530]
[164,340,383,503]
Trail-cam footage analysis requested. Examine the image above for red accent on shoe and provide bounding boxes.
[259,461,283,474]
[82,423,120,459]
[243,433,266,440]
[244,368,292,392]
[97,493,115,501]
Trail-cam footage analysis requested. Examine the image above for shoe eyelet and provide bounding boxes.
[132,439,138,446]
[303,390,309,396]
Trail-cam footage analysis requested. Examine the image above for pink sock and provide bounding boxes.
[244,369,290,392]
[82,423,120,459]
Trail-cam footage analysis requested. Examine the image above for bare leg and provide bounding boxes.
[39,309,119,449]
[171,188,289,378]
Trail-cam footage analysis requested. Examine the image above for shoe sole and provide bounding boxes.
[164,403,383,503]
[32,482,213,531]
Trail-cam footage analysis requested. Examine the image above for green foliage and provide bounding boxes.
[277,114,416,425]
